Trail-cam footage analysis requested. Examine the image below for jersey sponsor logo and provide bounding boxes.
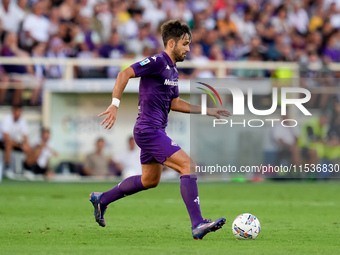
[139,58,150,66]
[151,56,157,61]
[164,79,178,86]
[171,140,178,146]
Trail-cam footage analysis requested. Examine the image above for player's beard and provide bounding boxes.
[173,44,186,62]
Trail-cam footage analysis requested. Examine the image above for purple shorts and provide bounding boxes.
[133,127,181,164]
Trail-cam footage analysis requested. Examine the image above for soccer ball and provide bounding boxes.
[232,213,261,240]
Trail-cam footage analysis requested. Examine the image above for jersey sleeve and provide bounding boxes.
[173,86,179,99]
[1,116,11,134]
[130,57,161,77]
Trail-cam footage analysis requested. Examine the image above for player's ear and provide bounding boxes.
[168,39,175,49]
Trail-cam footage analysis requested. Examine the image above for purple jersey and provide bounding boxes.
[131,51,179,130]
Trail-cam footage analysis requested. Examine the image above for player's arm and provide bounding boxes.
[22,135,29,145]
[98,67,135,129]
[171,97,231,118]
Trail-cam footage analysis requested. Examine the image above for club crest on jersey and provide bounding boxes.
[139,58,150,66]
[171,140,178,146]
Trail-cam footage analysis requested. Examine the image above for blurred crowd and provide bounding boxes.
[1,0,340,105]
[1,0,340,82]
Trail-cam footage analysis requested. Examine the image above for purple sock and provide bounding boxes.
[180,175,204,229]
[100,175,146,206]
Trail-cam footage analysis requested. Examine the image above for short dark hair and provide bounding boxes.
[161,20,191,47]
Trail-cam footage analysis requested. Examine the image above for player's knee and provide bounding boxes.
[144,181,159,189]
[179,161,196,176]
[178,167,190,175]
[142,179,159,189]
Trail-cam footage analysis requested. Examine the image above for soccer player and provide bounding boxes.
[90,20,231,240]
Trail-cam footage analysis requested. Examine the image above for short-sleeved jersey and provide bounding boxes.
[131,51,179,131]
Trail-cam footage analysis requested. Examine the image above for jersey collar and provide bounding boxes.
[161,51,175,67]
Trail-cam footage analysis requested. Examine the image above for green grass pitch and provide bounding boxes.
[0,180,339,255]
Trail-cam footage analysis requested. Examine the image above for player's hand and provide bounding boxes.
[207,108,232,119]
[98,104,118,129]
[21,142,31,153]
